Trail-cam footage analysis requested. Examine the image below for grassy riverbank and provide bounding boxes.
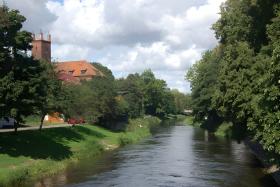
[0,116,161,187]
[181,115,234,138]
[182,116,202,128]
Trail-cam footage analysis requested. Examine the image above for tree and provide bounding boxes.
[35,61,65,130]
[213,0,276,51]
[116,73,144,118]
[171,89,192,114]
[141,69,175,117]
[249,5,280,155]
[213,42,255,125]
[187,0,280,155]
[213,0,254,46]
[63,63,122,130]
[0,5,48,132]
[186,48,221,129]
[92,62,114,80]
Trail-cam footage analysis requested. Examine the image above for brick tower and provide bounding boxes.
[32,33,51,63]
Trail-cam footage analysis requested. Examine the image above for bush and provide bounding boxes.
[214,122,233,137]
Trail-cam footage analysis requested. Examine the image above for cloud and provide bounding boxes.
[5,0,56,32]
[5,0,225,93]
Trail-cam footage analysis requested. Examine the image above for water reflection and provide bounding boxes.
[30,125,277,187]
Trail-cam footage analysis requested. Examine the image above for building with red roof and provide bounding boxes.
[32,33,102,83]
[56,60,103,82]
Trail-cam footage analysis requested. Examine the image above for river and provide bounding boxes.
[31,124,277,187]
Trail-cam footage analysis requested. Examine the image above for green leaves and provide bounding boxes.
[187,0,280,157]
[186,49,221,123]
[0,5,53,127]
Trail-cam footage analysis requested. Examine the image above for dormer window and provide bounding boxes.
[68,70,74,75]
[81,69,87,75]
[58,70,65,74]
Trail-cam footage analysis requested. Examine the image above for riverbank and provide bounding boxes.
[245,139,280,186]
[0,116,161,187]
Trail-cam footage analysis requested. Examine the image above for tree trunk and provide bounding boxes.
[14,120,18,134]
[39,114,45,131]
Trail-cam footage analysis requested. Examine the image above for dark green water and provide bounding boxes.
[32,125,277,187]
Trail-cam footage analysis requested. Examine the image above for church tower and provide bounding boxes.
[32,33,51,63]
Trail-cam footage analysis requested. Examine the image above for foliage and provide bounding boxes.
[186,48,222,130]
[0,5,50,131]
[63,64,120,129]
[249,6,280,155]
[213,42,255,125]
[140,69,176,116]
[170,90,192,114]
[187,0,280,160]
[116,73,144,118]
[92,62,114,80]
[214,122,233,137]
[35,61,65,129]
[116,69,180,119]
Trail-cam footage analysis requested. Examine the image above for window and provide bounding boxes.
[81,70,87,75]
[58,70,65,74]
[68,70,74,75]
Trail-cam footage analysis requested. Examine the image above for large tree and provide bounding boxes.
[35,61,65,130]
[250,5,280,155]
[186,48,221,130]
[0,5,48,132]
[187,0,280,159]
[116,73,144,118]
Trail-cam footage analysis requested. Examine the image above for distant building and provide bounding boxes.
[57,72,80,85]
[31,33,102,84]
[183,109,193,115]
[31,33,103,123]
[56,60,103,82]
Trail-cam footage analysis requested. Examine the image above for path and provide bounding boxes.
[0,123,73,133]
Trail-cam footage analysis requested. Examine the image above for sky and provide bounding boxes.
[5,0,225,93]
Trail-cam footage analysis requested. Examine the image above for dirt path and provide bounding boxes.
[0,123,73,133]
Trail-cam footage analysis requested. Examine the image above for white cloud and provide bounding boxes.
[6,0,225,93]
[5,0,56,32]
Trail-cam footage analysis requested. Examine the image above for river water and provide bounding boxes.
[32,124,277,187]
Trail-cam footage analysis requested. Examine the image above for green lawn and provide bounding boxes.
[0,117,160,186]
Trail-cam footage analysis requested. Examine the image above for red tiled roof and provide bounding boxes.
[56,60,103,78]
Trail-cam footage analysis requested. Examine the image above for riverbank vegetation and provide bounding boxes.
[0,116,161,186]
[187,0,280,164]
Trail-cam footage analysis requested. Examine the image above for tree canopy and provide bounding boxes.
[0,5,51,131]
[187,0,280,161]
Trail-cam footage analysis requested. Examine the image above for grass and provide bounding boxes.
[214,122,233,137]
[183,116,194,125]
[0,116,161,187]
[181,116,201,127]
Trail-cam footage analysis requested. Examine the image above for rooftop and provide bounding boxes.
[56,60,103,78]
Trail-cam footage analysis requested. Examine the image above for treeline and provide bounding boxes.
[65,67,191,130]
[187,0,280,161]
[0,5,190,132]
